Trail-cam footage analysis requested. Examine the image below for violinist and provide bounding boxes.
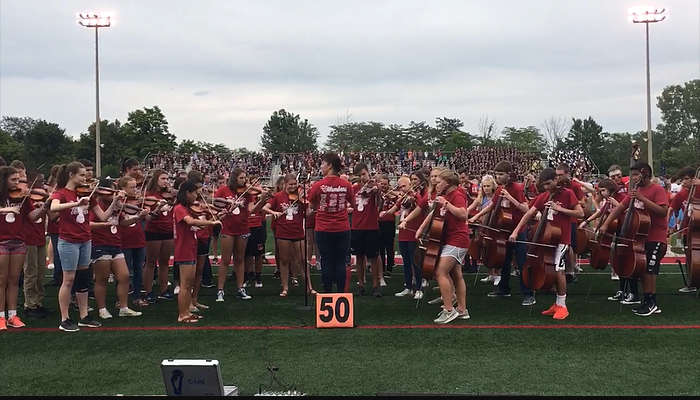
[210,175,227,269]
[0,166,49,330]
[77,159,94,182]
[508,168,583,320]
[21,170,55,320]
[579,179,640,305]
[262,173,315,297]
[384,176,423,299]
[270,176,286,279]
[49,161,102,332]
[143,169,176,303]
[9,160,26,179]
[667,166,700,293]
[377,175,397,280]
[88,178,142,320]
[465,174,497,284]
[243,174,269,290]
[415,169,470,324]
[600,161,668,317]
[213,167,266,302]
[308,152,354,293]
[350,163,383,298]
[470,161,534,306]
[186,170,216,303]
[172,180,221,323]
[117,176,150,308]
[46,164,64,287]
[121,157,143,182]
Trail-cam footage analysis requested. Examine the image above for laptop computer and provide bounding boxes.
[160,359,238,396]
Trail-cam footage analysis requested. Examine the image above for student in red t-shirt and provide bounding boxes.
[0,166,49,330]
[509,168,584,321]
[377,175,396,279]
[579,178,640,304]
[384,176,423,299]
[118,175,149,308]
[412,169,471,324]
[555,164,586,281]
[470,161,534,305]
[172,180,221,323]
[350,163,384,297]
[50,162,101,332]
[270,176,286,279]
[143,169,176,302]
[600,161,669,316]
[308,153,354,293]
[263,174,315,296]
[667,166,699,292]
[89,178,142,319]
[213,167,266,302]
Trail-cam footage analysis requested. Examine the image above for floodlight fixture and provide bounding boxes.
[77,11,114,28]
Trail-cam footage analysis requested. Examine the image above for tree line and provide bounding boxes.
[1,79,697,177]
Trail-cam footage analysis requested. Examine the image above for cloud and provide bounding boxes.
[0,0,698,152]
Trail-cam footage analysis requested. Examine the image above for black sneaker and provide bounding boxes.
[88,291,96,300]
[607,291,624,301]
[145,292,158,304]
[620,293,641,305]
[59,318,79,332]
[24,308,45,319]
[384,271,392,278]
[158,291,175,301]
[236,288,251,300]
[273,270,280,279]
[355,286,366,296]
[633,304,658,317]
[36,306,54,315]
[78,315,102,328]
[372,287,383,298]
[487,290,511,298]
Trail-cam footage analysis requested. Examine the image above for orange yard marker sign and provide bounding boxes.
[315,293,354,328]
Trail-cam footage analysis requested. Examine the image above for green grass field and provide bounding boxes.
[2,263,700,396]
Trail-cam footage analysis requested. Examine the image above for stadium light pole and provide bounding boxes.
[76,11,114,178]
[628,5,666,172]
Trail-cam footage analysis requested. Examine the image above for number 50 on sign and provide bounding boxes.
[315,293,354,328]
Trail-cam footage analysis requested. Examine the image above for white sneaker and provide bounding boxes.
[422,279,428,288]
[255,282,263,288]
[119,308,142,317]
[413,290,423,300]
[380,278,387,287]
[434,308,459,324]
[99,309,113,319]
[174,286,180,295]
[679,286,697,293]
[47,263,54,270]
[395,289,413,297]
[216,290,225,302]
[611,272,619,281]
[493,276,501,286]
[108,274,114,283]
[457,309,471,320]
[428,296,444,305]
[480,276,493,283]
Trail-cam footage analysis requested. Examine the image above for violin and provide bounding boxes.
[75,184,94,196]
[119,202,145,216]
[8,186,50,203]
[189,201,221,219]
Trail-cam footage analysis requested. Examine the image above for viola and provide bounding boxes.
[610,143,649,279]
[521,189,560,291]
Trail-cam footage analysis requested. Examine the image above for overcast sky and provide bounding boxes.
[1,0,698,152]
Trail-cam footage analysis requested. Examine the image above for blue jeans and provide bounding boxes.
[398,241,421,291]
[498,230,533,297]
[123,247,146,300]
[315,230,351,293]
[50,234,63,281]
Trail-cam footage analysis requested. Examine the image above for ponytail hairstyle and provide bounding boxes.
[0,166,19,204]
[121,157,139,176]
[56,162,85,189]
[46,164,61,186]
[176,180,198,207]
[146,169,168,193]
[227,167,246,191]
[437,169,460,188]
[274,176,285,193]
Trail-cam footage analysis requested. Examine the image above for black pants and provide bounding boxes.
[378,220,395,273]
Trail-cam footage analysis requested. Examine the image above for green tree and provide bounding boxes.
[0,116,38,143]
[22,120,75,172]
[121,106,177,158]
[74,119,130,176]
[560,117,606,170]
[261,109,319,153]
[500,126,546,153]
[655,79,700,174]
[433,117,471,150]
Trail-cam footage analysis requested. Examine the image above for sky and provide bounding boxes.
[1,0,698,152]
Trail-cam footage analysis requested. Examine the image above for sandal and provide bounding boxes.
[178,315,198,323]
[280,290,288,297]
[189,313,203,320]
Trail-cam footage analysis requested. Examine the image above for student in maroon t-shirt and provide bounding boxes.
[668,166,700,292]
[509,168,584,321]
[600,161,669,317]
[555,163,586,281]
[579,178,640,304]
[172,180,220,323]
[469,161,534,305]
[263,173,315,297]
[409,169,471,324]
[308,153,354,293]
[143,169,176,303]
[350,163,383,297]
[377,175,396,279]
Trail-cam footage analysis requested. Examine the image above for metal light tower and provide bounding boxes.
[76,11,114,178]
[628,5,666,172]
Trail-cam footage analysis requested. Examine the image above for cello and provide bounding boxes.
[609,143,650,279]
[522,189,560,291]
[587,188,620,271]
[681,167,700,287]
[478,183,517,270]
[414,188,446,282]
